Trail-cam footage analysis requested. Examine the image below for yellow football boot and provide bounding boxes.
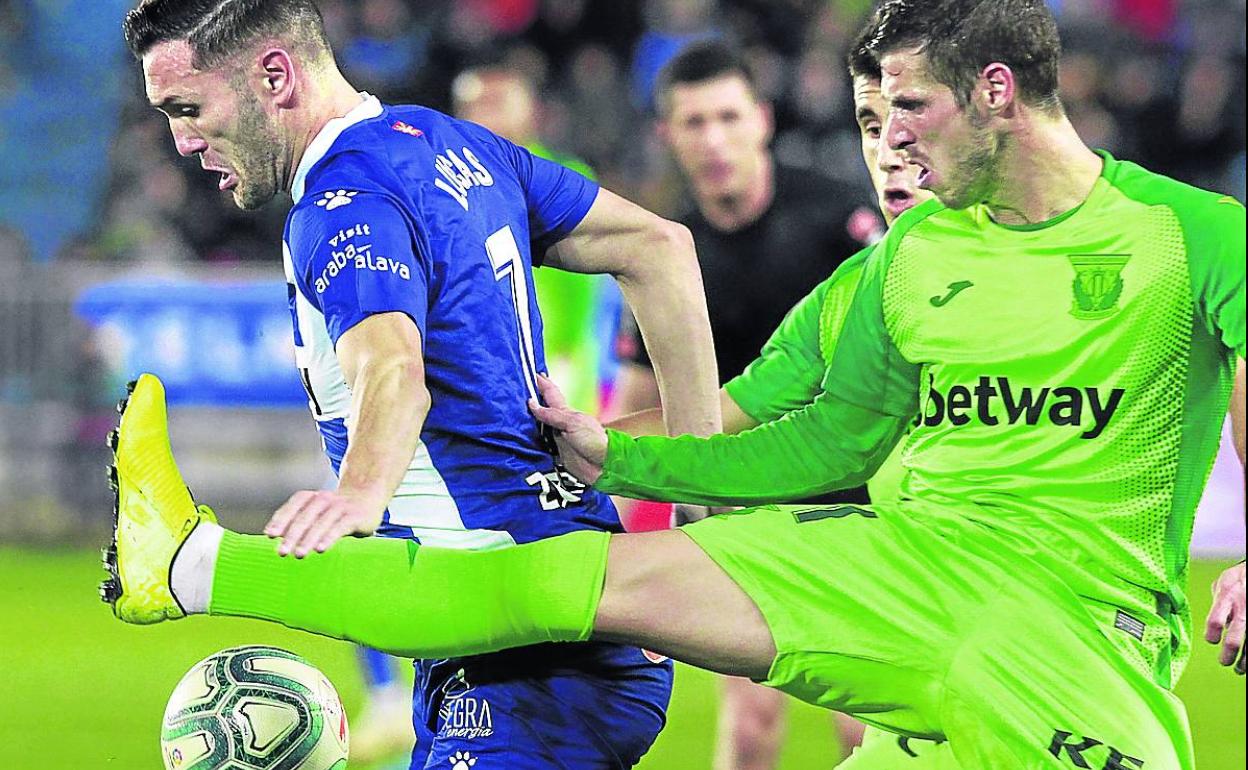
[99,373,216,624]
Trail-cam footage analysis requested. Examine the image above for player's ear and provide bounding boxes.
[978,62,1016,117]
[258,48,297,108]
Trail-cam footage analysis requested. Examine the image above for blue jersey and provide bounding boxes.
[283,94,622,548]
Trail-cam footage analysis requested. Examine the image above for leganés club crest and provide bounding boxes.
[1067,254,1129,320]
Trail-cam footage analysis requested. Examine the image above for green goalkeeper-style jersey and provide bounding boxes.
[599,153,1246,682]
[723,248,908,503]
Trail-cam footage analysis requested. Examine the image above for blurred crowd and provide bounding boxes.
[7,0,1238,267]
[0,0,1242,541]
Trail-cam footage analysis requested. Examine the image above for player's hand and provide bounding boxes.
[1204,561,1246,675]
[264,489,386,558]
[529,373,608,485]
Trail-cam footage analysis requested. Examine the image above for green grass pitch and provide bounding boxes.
[0,549,1242,769]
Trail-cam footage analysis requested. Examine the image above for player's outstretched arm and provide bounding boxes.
[599,390,907,506]
[1205,357,1246,675]
[265,312,430,557]
[537,243,915,505]
[544,188,721,440]
[533,371,906,505]
[605,274,834,440]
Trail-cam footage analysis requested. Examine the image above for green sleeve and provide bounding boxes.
[722,279,828,423]
[724,248,871,422]
[1188,196,1246,359]
[816,242,922,416]
[596,244,921,505]
[527,142,597,182]
[1109,157,1246,359]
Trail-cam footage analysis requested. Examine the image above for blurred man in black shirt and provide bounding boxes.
[608,40,878,769]
[612,41,877,496]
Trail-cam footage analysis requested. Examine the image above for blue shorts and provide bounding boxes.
[409,642,673,769]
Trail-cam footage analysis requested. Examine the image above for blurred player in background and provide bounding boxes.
[451,61,605,414]
[112,0,722,767]
[611,41,878,535]
[612,41,877,474]
[608,39,879,769]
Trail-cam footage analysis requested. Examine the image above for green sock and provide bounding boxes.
[208,529,610,658]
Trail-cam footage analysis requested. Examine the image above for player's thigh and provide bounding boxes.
[594,528,776,679]
[676,504,962,736]
[942,595,1193,770]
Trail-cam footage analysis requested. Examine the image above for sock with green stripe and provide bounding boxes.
[207,529,610,658]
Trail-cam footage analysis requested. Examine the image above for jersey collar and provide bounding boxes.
[291,92,383,204]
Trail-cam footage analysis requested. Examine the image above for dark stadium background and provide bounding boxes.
[0,1,1243,768]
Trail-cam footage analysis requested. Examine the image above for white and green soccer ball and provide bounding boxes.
[160,646,349,770]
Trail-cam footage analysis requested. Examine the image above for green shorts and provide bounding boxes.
[682,504,1193,770]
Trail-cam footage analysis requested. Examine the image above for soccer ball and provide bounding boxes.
[160,646,349,770]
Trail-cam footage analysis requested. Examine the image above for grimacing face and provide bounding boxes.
[660,74,772,201]
[143,40,283,210]
[879,48,999,211]
[852,75,931,224]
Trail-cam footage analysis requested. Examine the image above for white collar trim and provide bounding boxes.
[291,92,383,203]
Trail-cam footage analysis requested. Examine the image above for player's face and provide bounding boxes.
[852,75,931,225]
[143,40,282,210]
[660,75,772,200]
[879,49,999,210]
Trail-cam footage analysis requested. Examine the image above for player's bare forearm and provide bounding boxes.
[266,313,429,557]
[336,353,429,513]
[545,189,721,438]
[615,226,720,438]
[608,391,760,438]
[606,407,668,437]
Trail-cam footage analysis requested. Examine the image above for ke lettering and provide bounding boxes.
[1048,730,1144,769]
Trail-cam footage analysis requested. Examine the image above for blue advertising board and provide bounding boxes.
[75,279,307,408]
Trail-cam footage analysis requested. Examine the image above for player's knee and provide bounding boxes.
[721,692,785,757]
[723,686,784,723]
[722,718,784,768]
[730,713,784,746]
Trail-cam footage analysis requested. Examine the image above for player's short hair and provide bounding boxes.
[654,40,758,117]
[864,0,1062,110]
[123,0,331,70]
[846,10,882,82]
